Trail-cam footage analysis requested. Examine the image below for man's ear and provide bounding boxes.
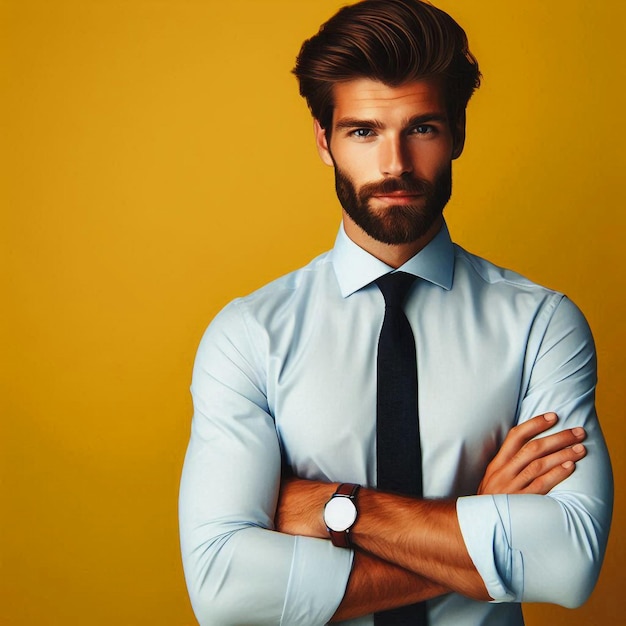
[314,119,334,167]
[451,111,466,160]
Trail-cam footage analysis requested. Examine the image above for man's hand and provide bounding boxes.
[478,412,586,495]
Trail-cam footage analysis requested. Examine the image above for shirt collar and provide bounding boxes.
[331,220,455,298]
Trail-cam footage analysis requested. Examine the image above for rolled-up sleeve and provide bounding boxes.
[457,296,613,607]
[179,301,353,625]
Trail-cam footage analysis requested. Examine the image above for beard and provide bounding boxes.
[334,165,452,245]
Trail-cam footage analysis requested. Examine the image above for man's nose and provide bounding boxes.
[380,137,413,177]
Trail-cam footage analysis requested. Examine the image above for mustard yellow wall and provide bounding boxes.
[2,1,624,624]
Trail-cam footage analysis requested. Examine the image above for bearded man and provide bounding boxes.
[179,1,613,624]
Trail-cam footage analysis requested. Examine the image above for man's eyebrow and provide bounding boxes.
[334,113,449,131]
[334,117,385,131]
[405,113,448,126]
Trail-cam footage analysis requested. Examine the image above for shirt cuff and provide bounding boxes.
[281,535,354,625]
[456,495,522,603]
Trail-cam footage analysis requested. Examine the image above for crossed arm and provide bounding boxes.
[275,413,588,622]
[181,298,612,625]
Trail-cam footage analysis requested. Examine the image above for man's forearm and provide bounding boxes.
[277,479,488,602]
[350,491,489,600]
[331,550,449,622]
[275,414,589,608]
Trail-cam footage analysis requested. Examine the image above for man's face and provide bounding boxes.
[315,78,463,248]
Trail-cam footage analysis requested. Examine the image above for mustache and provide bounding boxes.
[358,175,433,198]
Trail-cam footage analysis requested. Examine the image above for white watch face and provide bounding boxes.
[324,496,357,532]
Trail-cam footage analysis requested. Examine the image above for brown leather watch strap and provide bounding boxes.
[329,527,352,548]
[335,483,359,497]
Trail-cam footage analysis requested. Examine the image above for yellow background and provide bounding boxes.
[2,1,624,624]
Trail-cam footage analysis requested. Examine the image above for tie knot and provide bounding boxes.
[375,271,416,308]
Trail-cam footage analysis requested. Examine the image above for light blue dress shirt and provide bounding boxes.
[179,222,613,626]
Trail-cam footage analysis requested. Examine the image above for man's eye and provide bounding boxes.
[411,125,435,135]
[352,128,374,138]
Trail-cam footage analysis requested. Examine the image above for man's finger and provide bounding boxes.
[515,443,587,492]
[488,413,559,470]
[521,456,582,495]
[506,428,586,478]
[479,442,587,495]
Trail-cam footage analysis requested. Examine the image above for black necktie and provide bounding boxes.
[374,271,427,626]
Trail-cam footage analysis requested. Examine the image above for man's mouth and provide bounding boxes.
[372,191,423,203]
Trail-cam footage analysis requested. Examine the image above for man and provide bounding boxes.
[179,1,613,624]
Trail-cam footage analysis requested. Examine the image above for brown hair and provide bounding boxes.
[293,0,481,131]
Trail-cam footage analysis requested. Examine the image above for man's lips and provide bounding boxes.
[372,191,423,203]
[374,191,421,197]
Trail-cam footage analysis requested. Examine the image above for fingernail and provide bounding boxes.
[562,461,574,469]
[544,413,557,422]
[572,443,585,454]
[573,427,585,439]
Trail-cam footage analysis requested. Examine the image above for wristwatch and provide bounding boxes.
[323,483,360,548]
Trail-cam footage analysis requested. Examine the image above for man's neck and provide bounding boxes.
[342,213,444,269]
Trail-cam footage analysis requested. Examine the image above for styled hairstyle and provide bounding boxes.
[293,0,481,131]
